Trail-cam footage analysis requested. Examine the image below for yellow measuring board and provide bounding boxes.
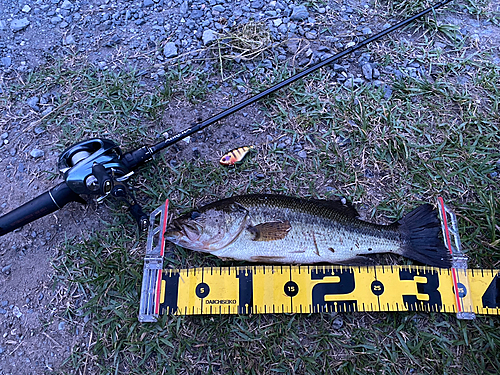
[157,265,500,316]
[138,198,499,322]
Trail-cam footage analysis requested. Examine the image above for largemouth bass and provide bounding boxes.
[165,194,451,268]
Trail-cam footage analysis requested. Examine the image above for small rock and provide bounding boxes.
[192,147,200,158]
[250,0,264,9]
[1,264,11,274]
[361,27,372,35]
[1,57,12,67]
[298,150,307,158]
[41,106,54,116]
[143,0,154,7]
[13,306,23,318]
[332,317,343,329]
[105,35,122,47]
[9,148,17,156]
[27,96,40,111]
[10,18,30,32]
[254,173,265,180]
[358,52,371,64]
[22,5,32,13]
[0,309,6,315]
[383,85,393,99]
[63,34,76,45]
[333,64,346,72]
[273,18,282,27]
[202,29,217,45]
[191,10,204,18]
[163,42,178,58]
[286,40,299,54]
[362,63,373,80]
[1,132,7,139]
[50,16,61,25]
[58,321,66,330]
[1,300,8,307]
[344,77,365,89]
[30,149,45,158]
[290,5,309,21]
[278,24,287,34]
[305,31,316,40]
[213,5,225,12]
[180,1,188,14]
[61,0,73,10]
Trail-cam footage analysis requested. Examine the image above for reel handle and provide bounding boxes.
[0,182,85,236]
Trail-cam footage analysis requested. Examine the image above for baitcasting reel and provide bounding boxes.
[58,138,149,232]
[0,0,454,237]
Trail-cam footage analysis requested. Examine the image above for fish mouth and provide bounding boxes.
[165,211,250,252]
[165,220,202,243]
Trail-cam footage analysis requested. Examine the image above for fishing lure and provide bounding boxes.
[220,146,255,166]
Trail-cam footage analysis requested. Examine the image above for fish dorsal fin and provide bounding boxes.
[248,221,291,241]
[310,198,359,219]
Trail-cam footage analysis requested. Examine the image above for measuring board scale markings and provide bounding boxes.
[156,265,500,316]
[139,198,500,321]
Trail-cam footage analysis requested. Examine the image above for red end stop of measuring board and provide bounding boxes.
[437,197,475,320]
[139,199,169,322]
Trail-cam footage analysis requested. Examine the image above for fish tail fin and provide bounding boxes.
[397,204,451,268]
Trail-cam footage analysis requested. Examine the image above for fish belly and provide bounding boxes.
[212,217,403,264]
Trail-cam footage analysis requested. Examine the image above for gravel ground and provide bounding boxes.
[1,0,499,373]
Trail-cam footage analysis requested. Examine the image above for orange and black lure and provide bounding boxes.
[220,146,255,166]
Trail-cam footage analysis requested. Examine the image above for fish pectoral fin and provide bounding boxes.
[247,220,291,241]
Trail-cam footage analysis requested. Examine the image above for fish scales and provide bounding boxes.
[213,195,402,263]
[165,194,451,267]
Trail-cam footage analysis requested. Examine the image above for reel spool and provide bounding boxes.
[58,138,129,195]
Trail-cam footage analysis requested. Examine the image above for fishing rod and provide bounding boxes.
[0,0,454,236]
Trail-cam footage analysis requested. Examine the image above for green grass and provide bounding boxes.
[52,50,499,372]
[56,229,500,374]
[3,0,500,373]
[1,57,209,152]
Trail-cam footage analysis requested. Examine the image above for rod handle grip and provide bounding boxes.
[0,182,85,236]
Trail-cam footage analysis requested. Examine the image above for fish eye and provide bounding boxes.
[191,211,201,220]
